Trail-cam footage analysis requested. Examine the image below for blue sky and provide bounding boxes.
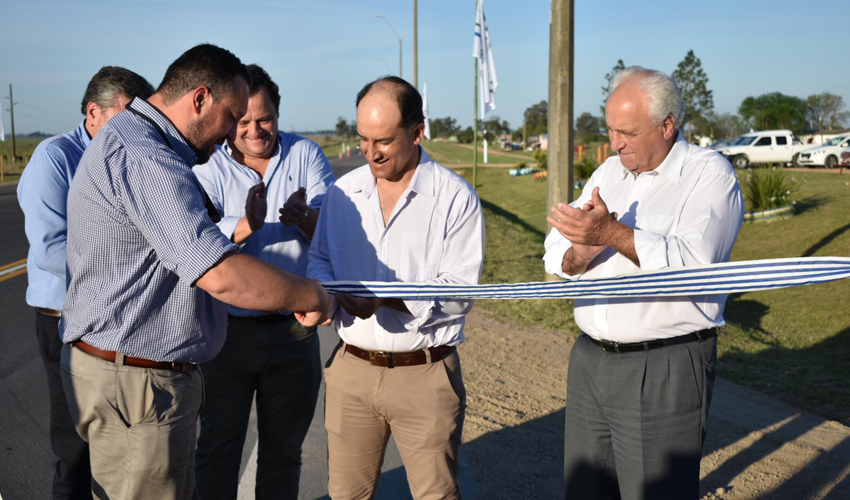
[1,0,848,135]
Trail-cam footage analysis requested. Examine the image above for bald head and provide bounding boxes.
[356,76,424,130]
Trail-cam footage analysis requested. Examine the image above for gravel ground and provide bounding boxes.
[458,309,850,499]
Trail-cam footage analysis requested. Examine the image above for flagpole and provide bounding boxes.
[473,57,479,190]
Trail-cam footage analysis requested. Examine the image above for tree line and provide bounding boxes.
[334,52,849,145]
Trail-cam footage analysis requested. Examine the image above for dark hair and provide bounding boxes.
[80,66,154,115]
[156,44,250,104]
[356,76,424,129]
[246,64,281,115]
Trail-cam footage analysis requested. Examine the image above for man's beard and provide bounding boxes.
[187,114,216,164]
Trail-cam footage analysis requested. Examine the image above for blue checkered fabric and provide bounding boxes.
[60,98,238,363]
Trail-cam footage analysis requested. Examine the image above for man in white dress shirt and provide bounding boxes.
[544,66,744,499]
[308,76,485,500]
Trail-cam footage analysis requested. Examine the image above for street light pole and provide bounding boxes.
[375,14,403,79]
[413,0,418,89]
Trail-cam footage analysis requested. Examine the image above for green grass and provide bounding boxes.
[0,137,43,175]
[456,166,850,424]
[423,141,533,166]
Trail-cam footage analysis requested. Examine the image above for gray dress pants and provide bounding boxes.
[564,333,717,500]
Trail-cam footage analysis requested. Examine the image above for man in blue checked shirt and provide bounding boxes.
[193,64,335,500]
[17,66,153,500]
[59,45,331,499]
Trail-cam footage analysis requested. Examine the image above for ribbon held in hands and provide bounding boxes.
[322,257,850,300]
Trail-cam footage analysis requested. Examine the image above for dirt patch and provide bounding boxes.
[459,309,850,499]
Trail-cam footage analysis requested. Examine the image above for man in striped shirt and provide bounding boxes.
[59,44,330,499]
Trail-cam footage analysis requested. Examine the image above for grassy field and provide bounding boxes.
[0,137,42,181]
[423,140,534,166]
[454,166,850,424]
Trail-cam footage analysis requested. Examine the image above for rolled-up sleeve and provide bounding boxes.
[120,155,237,285]
[634,169,743,271]
[542,174,597,279]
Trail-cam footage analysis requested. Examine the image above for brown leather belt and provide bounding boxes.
[71,340,197,372]
[344,343,456,368]
[36,307,62,318]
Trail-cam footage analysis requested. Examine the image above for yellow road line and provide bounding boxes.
[0,259,27,283]
[0,258,26,272]
[0,268,26,284]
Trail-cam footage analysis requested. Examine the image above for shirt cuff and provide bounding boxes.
[398,298,437,330]
[543,245,583,280]
[175,227,239,286]
[217,216,241,242]
[633,229,669,271]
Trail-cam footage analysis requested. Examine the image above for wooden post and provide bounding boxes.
[546,0,574,280]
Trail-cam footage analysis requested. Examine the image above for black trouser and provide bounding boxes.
[35,311,92,500]
[195,315,322,500]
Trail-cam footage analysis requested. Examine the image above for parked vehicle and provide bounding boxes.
[720,130,808,168]
[707,137,739,151]
[797,135,850,168]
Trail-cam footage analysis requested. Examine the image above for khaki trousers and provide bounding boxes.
[324,343,466,500]
[60,343,203,500]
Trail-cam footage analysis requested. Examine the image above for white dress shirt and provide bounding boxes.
[543,132,744,343]
[308,148,485,352]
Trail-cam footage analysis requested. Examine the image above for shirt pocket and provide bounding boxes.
[635,214,675,235]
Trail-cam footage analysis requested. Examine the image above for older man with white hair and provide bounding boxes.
[544,66,744,499]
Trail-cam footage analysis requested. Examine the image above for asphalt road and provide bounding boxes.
[0,154,475,500]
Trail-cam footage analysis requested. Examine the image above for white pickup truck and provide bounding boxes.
[720,129,808,168]
[797,134,850,168]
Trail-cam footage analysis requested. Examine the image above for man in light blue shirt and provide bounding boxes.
[16,66,153,500]
[193,64,335,499]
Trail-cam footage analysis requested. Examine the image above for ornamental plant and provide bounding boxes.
[742,165,797,212]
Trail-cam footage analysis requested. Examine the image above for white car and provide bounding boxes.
[797,135,850,168]
[721,130,809,168]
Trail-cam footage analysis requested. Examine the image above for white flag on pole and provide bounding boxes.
[422,83,431,140]
[0,100,5,142]
[473,0,497,121]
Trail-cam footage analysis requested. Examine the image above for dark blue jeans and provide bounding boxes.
[35,311,92,500]
[195,315,322,500]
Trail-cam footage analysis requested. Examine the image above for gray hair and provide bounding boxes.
[609,66,684,128]
[80,66,154,115]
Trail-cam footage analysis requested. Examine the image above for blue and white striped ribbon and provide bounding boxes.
[323,257,850,300]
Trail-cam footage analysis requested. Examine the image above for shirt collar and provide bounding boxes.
[75,120,91,149]
[356,146,435,198]
[619,131,688,183]
[128,97,198,166]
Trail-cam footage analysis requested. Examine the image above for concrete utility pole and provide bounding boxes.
[547,0,574,220]
[413,0,418,88]
[8,84,17,159]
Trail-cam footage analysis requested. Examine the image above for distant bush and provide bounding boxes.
[574,157,599,180]
[457,127,474,144]
[743,166,797,211]
[532,148,547,170]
